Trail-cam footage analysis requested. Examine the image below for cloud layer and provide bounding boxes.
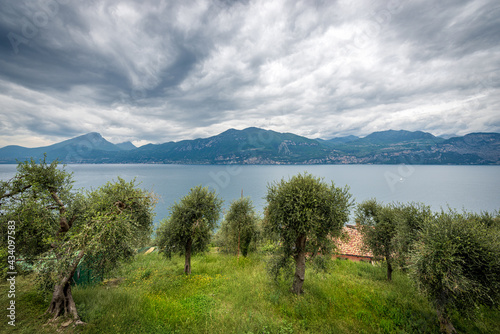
[1,0,499,147]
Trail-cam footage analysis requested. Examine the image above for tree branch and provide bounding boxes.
[51,191,70,235]
[114,200,126,213]
[61,250,85,286]
[68,215,77,229]
[0,184,32,201]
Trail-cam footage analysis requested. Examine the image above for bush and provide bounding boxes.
[409,210,500,333]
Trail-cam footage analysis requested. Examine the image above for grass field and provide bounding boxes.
[2,251,499,333]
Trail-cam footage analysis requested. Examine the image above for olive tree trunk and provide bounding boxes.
[237,227,241,258]
[292,234,307,295]
[387,260,393,281]
[184,238,192,275]
[47,282,79,321]
[46,251,85,325]
[437,308,457,334]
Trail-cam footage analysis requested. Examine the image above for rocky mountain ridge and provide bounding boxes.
[1,128,498,165]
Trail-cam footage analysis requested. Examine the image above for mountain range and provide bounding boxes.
[1,128,499,165]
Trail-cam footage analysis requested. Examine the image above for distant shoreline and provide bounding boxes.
[1,128,499,165]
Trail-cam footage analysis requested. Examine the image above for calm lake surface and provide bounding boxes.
[1,164,499,226]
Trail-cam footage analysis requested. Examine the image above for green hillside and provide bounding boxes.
[2,251,498,333]
[121,127,329,164]
[1,128,499,164]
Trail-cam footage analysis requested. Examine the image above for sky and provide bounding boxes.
[0,0,499,148]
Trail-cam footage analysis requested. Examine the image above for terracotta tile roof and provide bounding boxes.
[336,225,373,258]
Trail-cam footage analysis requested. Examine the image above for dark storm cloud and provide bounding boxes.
[0,0,499,147]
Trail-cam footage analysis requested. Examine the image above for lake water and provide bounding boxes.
[1,164,499,226]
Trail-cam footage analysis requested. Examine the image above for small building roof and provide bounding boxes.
[336,225,373,259]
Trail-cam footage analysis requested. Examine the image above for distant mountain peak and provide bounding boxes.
[84,131,102,137]
[362,129,437,144]
[366,129,430,136]
[219,128,239,135]
[0,128,498,164]
[116,141,137,151]
[324,135,359,144]
[78,132,104,140]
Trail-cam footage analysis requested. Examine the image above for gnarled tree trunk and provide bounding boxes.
[437,308,457,334]
[184,238,192,275]
[46,193,85,326]
[292,234,307,295]
[46,251,85,325]
[47,282,79,321]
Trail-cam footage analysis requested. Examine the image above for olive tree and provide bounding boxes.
[264,173,352,295]
[156,185,222,274]
[0,158,156,325]
[356,200,433,278]
[409,210,500,334]
[356,200,399,281]
[392,202,432,270]
[219,197,258,257]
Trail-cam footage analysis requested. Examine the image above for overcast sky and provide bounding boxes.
[0,0,499,147]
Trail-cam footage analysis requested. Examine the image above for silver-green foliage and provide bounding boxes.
[356,200,432,280]
[356,200,399,281]
[264,172,352,293]
[156,185,223,258]
[1,158,156,284]
[1,158,74,262]
[409,209,500,333]
[392,202,432,269]
[75,177,156,275]
[0,157,157,321]
[218,197,259,256]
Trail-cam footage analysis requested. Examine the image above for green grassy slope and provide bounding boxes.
[1,252,499,333]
